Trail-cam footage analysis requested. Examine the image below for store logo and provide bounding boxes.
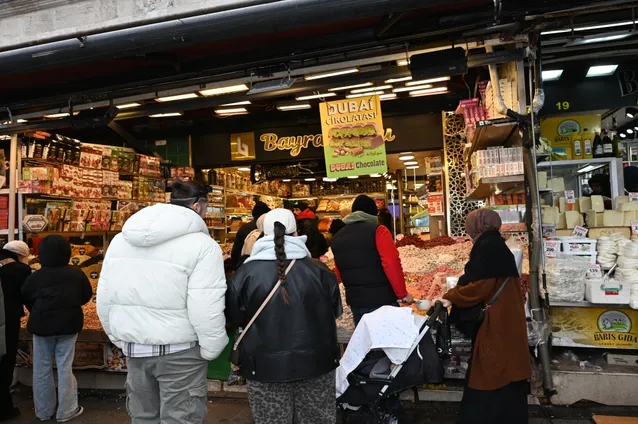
[593,310,637,345]
[557,120,580,137]
[230,133,256,161]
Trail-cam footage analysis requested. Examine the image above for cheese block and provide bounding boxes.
[558,197,567,213]
[549,177,565,192]
[565,211,583,229]
[591,195,605,213]
[572,199,580,213]
[619,202,638,211]
[624,210,637,226]
[603,210,624,227]
[541,206,559,224]
[557,212,567,229]
[579,197,592,213]
[538,171,548,189]
[615,195,630,210]
[586,210,604,227]
[589,227,631,239]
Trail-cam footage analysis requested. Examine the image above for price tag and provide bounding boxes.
[632,221,638,235]
[586,264,602,279]
[572,226,589,237]
[542,224,556,238]
[631,192,638,202]
[565,190,576,204]
[544,240,559,258]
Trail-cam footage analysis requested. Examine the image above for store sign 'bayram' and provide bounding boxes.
[260,128,395,158]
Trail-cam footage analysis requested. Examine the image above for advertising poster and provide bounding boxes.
[551,306,638,349]
[539,114,601,160]
[319,95,388,178]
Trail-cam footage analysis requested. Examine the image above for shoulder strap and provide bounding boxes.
[483,277,512,312]
[233,259,296,351]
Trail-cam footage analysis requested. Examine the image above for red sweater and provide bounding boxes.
[334,225,407,299]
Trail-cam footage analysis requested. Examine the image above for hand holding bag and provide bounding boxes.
[230,260,296,366]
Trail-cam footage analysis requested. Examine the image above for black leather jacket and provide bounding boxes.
[226,257,342,383]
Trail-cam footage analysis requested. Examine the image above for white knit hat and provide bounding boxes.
[3,240,32,259]
[263,208,297,236]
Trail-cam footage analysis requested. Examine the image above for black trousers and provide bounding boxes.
[0,318,20,416]
[458,380,529,424]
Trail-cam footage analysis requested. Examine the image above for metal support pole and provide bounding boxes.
[396,169,405,235]
[8,135,17,242]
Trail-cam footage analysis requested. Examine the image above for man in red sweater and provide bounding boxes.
[331,195,413,326]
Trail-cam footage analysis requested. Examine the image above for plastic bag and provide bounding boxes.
[544,256,588,302]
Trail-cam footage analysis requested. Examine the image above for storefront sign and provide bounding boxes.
[552,306,638,349]
[319,95,388,178]
[540,115,601,160]
[251,160,325,182]
[230,132,256,161]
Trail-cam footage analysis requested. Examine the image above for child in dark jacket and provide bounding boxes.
[22,235,92,423]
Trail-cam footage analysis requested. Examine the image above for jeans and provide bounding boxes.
[32,334,79,421]
[126,346,208,424]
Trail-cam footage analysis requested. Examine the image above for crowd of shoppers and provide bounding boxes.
[0,180,532,424]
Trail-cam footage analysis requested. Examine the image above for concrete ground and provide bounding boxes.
[4,386,638,423]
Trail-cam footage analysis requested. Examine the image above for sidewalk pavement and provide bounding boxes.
[5,385,638,423]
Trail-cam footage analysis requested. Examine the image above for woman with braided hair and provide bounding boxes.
[226,208,342,424]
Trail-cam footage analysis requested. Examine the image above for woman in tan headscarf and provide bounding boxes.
[241,214,266,258]
[441,208,531,424]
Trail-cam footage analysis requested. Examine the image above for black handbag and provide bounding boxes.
[435,308,452,359]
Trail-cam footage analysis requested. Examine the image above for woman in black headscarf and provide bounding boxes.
[442,209,531,424]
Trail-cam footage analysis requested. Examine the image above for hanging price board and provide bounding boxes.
[632,221,638,235]
[586,264,602,279]
[544,240,559,258]
[542,224,556,238]
[565,190,576,204]
[630,192,638,203]
[572,226,589,238]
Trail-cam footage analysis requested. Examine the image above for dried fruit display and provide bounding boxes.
[395,235,457,249]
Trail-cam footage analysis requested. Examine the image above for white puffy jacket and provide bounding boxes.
[97,204,228,360]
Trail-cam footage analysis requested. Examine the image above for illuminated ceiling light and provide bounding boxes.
[620,133,627,138]
[305,177,316,181]
[409,86,449,97]
[393,84,432,93]
[149,112,182,118]
[369,174,382,177]
[323,177,338,182]
[627,128,634,134]
[282,179,292,182]
[379,93,397,101]
[277,103,312,111]
[215,107,248,115]
[634,126,638,131]
[582,33,632,44]
[44,113,70,118]
[221,101,251,106]
[347,175,359,179]
[16,119,28,123]
[237,167,251,172]
[542,21,635,36]
[155,93,198,102]
[399,155,415,161]
[385,76,412,84]
[116,103,141,109]
[351,85,392,94]
[345,91,384,99]
[586,65,618,77]
[199,84,249,96]
[627,107,637,118]
[405,76,451,86]
[406,165,420,169]
[404,161,419,166]
[328,82,373,91]
[295,93,337,101]
[304,67,359,80]
[397,59,410,66]
[542,70,564,81]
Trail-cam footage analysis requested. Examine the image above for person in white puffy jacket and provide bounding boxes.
[97,180,228,424]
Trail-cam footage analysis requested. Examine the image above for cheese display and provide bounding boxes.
[549,177,565,192]
[565,210,584,229]
[558,197,567,213]
[619,202,638,212]
[615,195,630,209]
[586,210,604,227]
[578,197,592,214]
[624,210,638,226]
[538,171,548,189]
[591,195,605,213]
[603,210,624,227]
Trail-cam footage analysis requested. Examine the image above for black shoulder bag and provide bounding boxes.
[478,277,512,324]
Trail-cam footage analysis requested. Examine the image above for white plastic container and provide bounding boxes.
[585,280,631,304]
[562,238,597,255]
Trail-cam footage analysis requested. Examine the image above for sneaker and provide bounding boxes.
[57,407,83,423]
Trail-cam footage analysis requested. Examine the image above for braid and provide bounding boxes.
[273,221,290,304]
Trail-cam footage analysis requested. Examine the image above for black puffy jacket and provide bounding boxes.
[22,236,92,337]
[226,257,342,383]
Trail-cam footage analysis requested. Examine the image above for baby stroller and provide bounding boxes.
[337,302,447,424]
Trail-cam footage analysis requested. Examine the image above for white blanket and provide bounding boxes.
[336,306,425,397]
